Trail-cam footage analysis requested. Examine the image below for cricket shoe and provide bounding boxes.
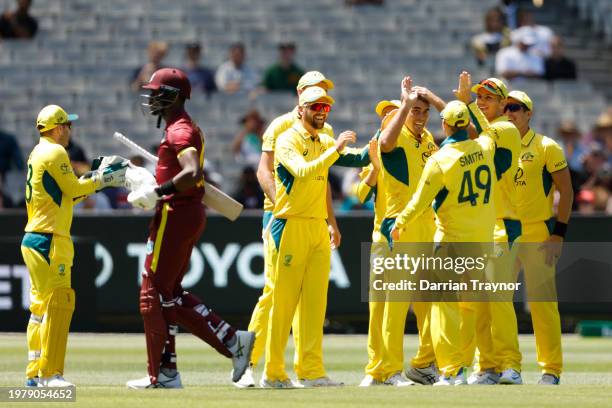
[384,372,416,387]
[126,372,183,389]
[433,376,454,386]
[538,374,560,385]
[25,377,39,387]
[233,365,255,388]
[454,367,468,385]
[471,369,500,385]
[259,377,299,389]
[406,363,439,385]
[39,375,74,388]
[499,368,523,385]
[230,331,256,383]
[359,374,385,387]
[297,376,344,387]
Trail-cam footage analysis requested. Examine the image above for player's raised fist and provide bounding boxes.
[400,76,413,103]
[335,130,357,152]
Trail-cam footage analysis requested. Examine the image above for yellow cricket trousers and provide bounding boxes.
[21,232,75,379]
[517,220,562,376]
[264,217,331,381]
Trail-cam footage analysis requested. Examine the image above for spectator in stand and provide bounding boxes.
[511,8,554,57]
[580,143,609,191]
[594,109,612,166]
[544,36,577,81]
[262,43,304,92]
[231,109,265,169]
[495,30,544,80]
[0,128,24,208]
[345,0,384,5]
[65,138,89,177]
[471,7,512,66]
[183,42,216,97]
[130,41,168,91]
[233,166,264,209]
[498,0,519,30]
[0,0,37,39]
[557,120,586,172]
[215,42,260,95]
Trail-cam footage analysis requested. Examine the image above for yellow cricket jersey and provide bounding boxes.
[378,122,438,241]
[24,137,100,238]
[395,130,497,242]
[261,106,334,212]
[468,102,521,221]
[274,122,369,219]
[357,164,386,242]
[515,129,568,224]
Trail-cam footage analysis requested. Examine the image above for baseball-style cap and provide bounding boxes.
[298,86,335,106]
[36,105,78,133]
[297,71,334,91]
[507,90,533,111]
[471,77,509,98]
[143,67,191,99]
[375,99,400,118]
[440,100,470,127]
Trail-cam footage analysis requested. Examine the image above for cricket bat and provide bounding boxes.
[113,132,243,221]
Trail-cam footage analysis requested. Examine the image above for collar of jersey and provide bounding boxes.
[492,115,509,123]
[164,110,190,129]
[40,136,58,145]
[292,122,319,140]
[521,128,536,146]
[440,129,469,147]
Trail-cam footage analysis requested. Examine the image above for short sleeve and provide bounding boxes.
[168,124,197,155]
[544,137,568,173]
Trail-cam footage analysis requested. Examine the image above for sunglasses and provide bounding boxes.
[478,79,502,96]
[503,104,526,113]
[307,103,331,113]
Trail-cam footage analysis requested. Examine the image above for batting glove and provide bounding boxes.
[127,185,160,210]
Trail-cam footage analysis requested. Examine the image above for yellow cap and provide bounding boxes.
[298,86,335,106]
[471,77,509,98]
[507,90,533,111]
[36,105,78,133]
[375,99,400,118]
[441,100,470,127]
[297,71,334,91]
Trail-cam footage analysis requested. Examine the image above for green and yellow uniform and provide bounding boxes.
[515,129,567,377]
[264,122,368,381]
[22,136,100,379]
[395,129,497,376]
[376,120,438,381]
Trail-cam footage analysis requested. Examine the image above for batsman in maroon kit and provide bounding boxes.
[126,68,255,389]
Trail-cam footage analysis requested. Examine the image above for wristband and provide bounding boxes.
[552,221,567,238]
[155,180,177,197]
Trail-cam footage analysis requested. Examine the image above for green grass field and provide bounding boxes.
[1,333,611,407]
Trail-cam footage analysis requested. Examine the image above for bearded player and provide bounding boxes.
[126,68,254,389]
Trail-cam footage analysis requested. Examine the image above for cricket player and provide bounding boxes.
[375,78,442,386]
[125,68,255,389]
[262,86,369,388]
[236,71,338,387]
[391,99,497,386]
[455,74,524,385]
[22,105,127,387]
[505,90,573,385]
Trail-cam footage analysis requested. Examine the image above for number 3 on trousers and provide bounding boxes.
[458,164,491,206]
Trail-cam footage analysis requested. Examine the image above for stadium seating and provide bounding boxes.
[0,0,608,192]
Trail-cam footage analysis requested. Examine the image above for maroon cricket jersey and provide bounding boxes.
[155,111,205,203]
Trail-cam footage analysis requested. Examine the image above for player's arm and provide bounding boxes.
[257,151,276,204]
[379,76,414,153]
[276,132,355,178]
[326,183,341,249]
[333,133,371,167]
[46,148,101,199]
[541,141,573,265]
[454,71,484,138]
[392,159,443,237]
[412,86,446,112]
[173,148,203,190]
[357,139,381,203]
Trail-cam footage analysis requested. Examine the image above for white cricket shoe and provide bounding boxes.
[499,368,523,385]
[40,375,74,388]
[234,365,255,388]
[126,371,183,389]
[259,377,298,389]
[454,367,468,385]
[433,376,454,386]
[385,372,416,387]
[472,370,500,385]
[230,331,256,383]
[406,363,438,385]
[297,376,344,387]
[359,374,385,387]
[538,374,560,385]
